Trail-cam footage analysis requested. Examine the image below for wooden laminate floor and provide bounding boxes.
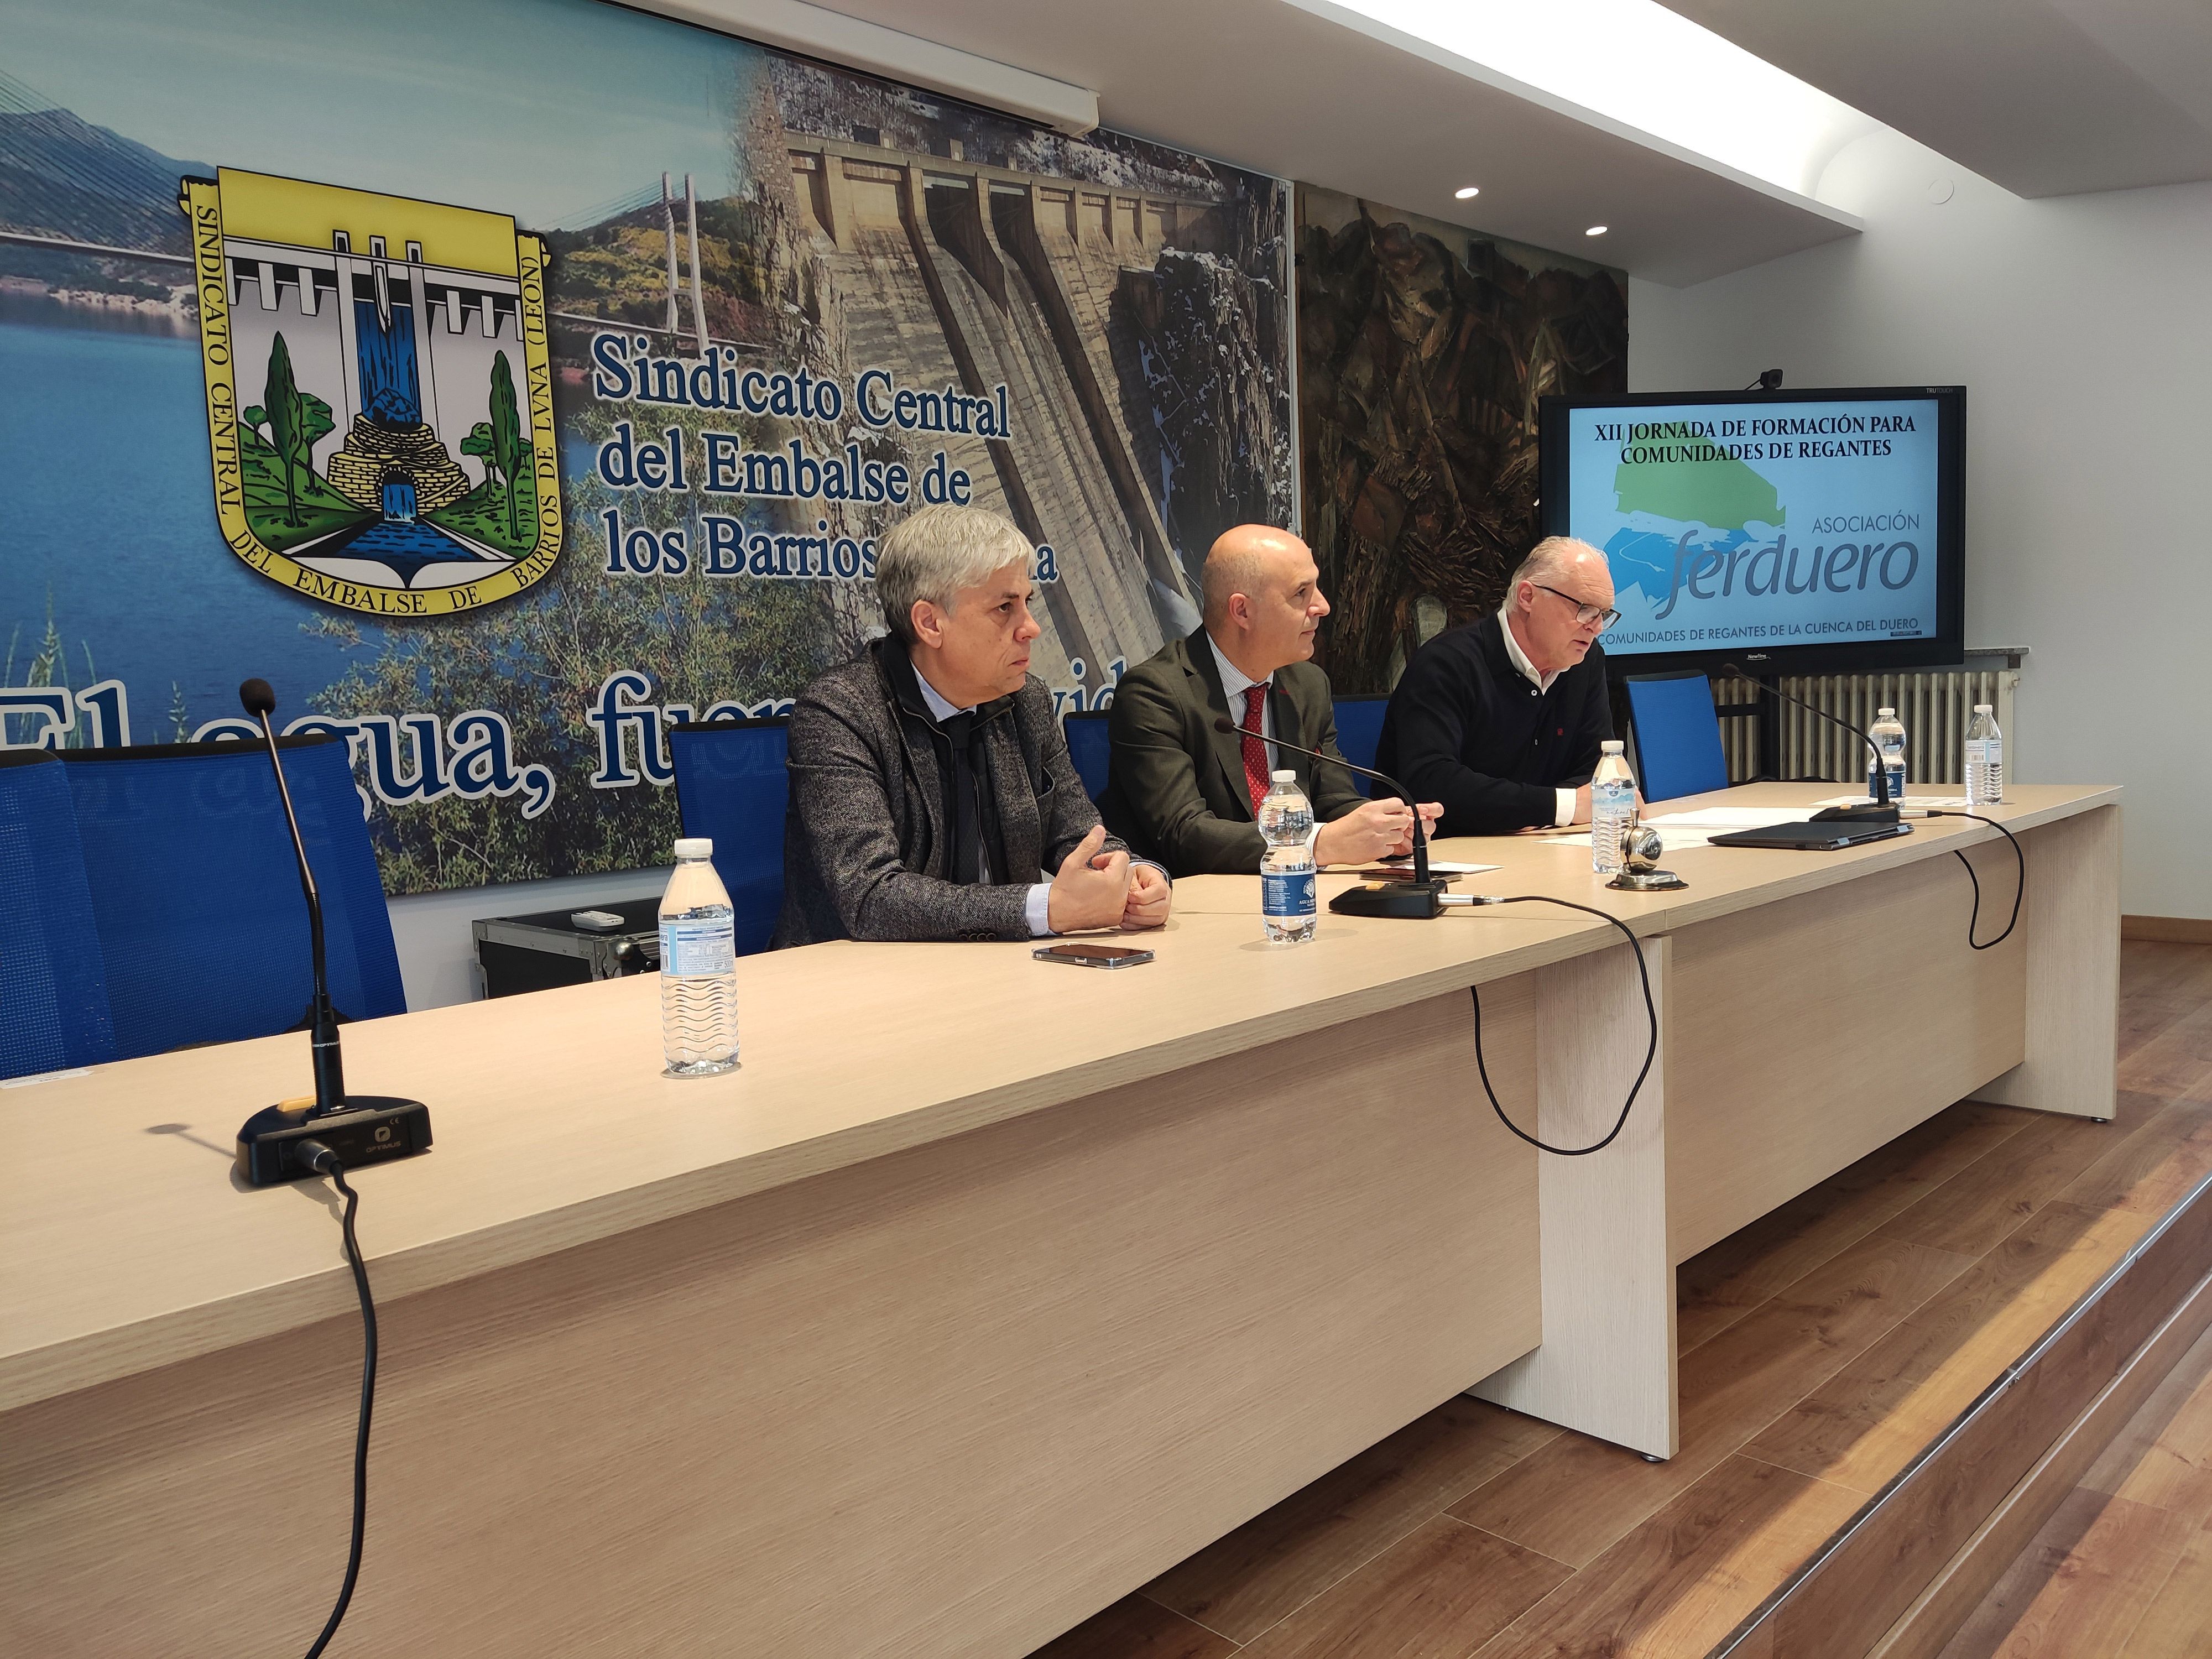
[1030,942,2212,1659]
[1934,1314,2212,1658]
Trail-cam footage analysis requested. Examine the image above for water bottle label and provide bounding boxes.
[1964,739,1987,764]
[1262,871,1316,919]
[661,918,735,976]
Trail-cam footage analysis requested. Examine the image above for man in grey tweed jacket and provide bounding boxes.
[773,506,1172,947]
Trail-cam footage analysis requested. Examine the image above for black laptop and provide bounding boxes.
[1706,820,1914,851]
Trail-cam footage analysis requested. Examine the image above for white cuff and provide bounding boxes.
[1554,787,1577,827]
[1026,881,1054,937]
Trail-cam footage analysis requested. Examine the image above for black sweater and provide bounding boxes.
[1376,614,1614,836]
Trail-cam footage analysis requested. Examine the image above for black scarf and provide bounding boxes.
[880,642,1011,886]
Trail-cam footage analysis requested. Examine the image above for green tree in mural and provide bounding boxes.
[461,421,503,495]
[243,332,334,528]
[488,351,526,540]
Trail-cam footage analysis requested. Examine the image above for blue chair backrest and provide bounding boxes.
[61,738,405,1061]
[1331,695,1390,796]
[0,753,117,1078]
[1062,710,1110,801]
[1624,673,1730,802]
[667,719,789,957]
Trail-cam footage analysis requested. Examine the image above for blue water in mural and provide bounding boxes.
[354,293,422,425]
[315,516,489,583]
[0,301,381,737]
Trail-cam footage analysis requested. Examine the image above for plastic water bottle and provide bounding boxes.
[1964,704,2005,806]
[1868,706,1908,804]
[659,837,739,1076]
[1258,770,1317,945]
[1591,740,1636,875]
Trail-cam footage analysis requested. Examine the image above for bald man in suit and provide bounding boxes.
[1099,525,1439,875]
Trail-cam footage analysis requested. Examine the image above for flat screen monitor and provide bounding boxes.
[1538,386,1965,675]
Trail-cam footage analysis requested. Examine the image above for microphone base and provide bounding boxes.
[1608,868,1688,891]
[1329,879,1449,920]
[237,1095,434,1187]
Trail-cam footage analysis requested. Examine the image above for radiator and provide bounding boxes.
[1713,654,2023,790]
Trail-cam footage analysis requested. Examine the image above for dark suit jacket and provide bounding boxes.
[1098,627,1366,876]
[773,639,1123,946]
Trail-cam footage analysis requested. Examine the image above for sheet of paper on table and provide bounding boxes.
[1343,860,1501,876]
[1543,805,1811,850]
[1813,794,1971,810]
[1546,827,1714,850]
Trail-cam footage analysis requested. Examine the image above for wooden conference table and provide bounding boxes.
[0,784,2118,1658]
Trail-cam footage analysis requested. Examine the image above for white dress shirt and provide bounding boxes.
[1496,604,1579,830]
[1206,630,1274,755]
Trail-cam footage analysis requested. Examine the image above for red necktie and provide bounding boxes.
[1241,682,1271,814]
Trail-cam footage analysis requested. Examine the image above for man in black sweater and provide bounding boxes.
[1377,536,1630,836]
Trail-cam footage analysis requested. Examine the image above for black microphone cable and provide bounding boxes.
[1462,896,1660,1156]
[1926,810,2025,950]
[295,1139,378,1659]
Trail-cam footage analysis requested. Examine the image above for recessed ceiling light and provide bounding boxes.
[1454,185,1480,199]
[1585,225,1608,236]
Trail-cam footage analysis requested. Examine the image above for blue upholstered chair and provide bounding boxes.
[667,719,790,958]
[1623,672,1731,803]
[1331,694,1390,796]
[59,737,404,1061]
[0,752,118,1079]
[1061,709,1111,802]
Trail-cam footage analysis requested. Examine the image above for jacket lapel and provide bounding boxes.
[873,643,948,878]
[1187,629,1255,822]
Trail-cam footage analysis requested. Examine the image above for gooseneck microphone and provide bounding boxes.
[241,676,345,1109]
[1212,716,1433,886]
[227,682,430,1659]
[1718,662,1896,822]
[232,678,432,1187]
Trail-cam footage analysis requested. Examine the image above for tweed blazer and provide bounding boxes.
[772,639,1124,946]
[1097,627,1366,876]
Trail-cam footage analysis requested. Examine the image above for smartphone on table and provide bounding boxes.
[1032,943,1155,969]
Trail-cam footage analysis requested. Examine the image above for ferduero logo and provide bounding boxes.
[178,169,562,618]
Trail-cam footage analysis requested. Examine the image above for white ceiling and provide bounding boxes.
[629,0,1863,286]
[1658,0,2212,197]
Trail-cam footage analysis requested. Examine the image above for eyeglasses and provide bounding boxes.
[1533,584,1621,631]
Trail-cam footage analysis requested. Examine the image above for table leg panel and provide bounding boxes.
[0,989,1541,1659]
[1668,849,2028,1264]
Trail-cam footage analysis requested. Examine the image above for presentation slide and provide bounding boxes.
[1564,398,1942,658]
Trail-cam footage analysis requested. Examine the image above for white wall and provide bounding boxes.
[1628,130,2212,921]
[388,865,670,1011]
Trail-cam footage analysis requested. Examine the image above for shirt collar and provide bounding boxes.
[910,658,974,724]
[1496,603,1561,694]
[1204,630,1269,705]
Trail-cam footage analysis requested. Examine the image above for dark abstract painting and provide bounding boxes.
[1296,186,1627,691]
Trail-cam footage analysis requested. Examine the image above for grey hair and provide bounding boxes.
[1509,535,1604,591]
[875,505,1033,643]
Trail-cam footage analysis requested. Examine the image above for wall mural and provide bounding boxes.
[1295,185,1628,692]
[0,0,1292,893]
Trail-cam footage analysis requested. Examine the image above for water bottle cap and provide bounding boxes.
[1271,769,1296,782]
[1600,740,1624,754]
[1974,703,1992,713]
[674,837,714,858]
[1877,706,1895,718]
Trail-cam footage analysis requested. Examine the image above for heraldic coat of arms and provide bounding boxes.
[179,168,561,617]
